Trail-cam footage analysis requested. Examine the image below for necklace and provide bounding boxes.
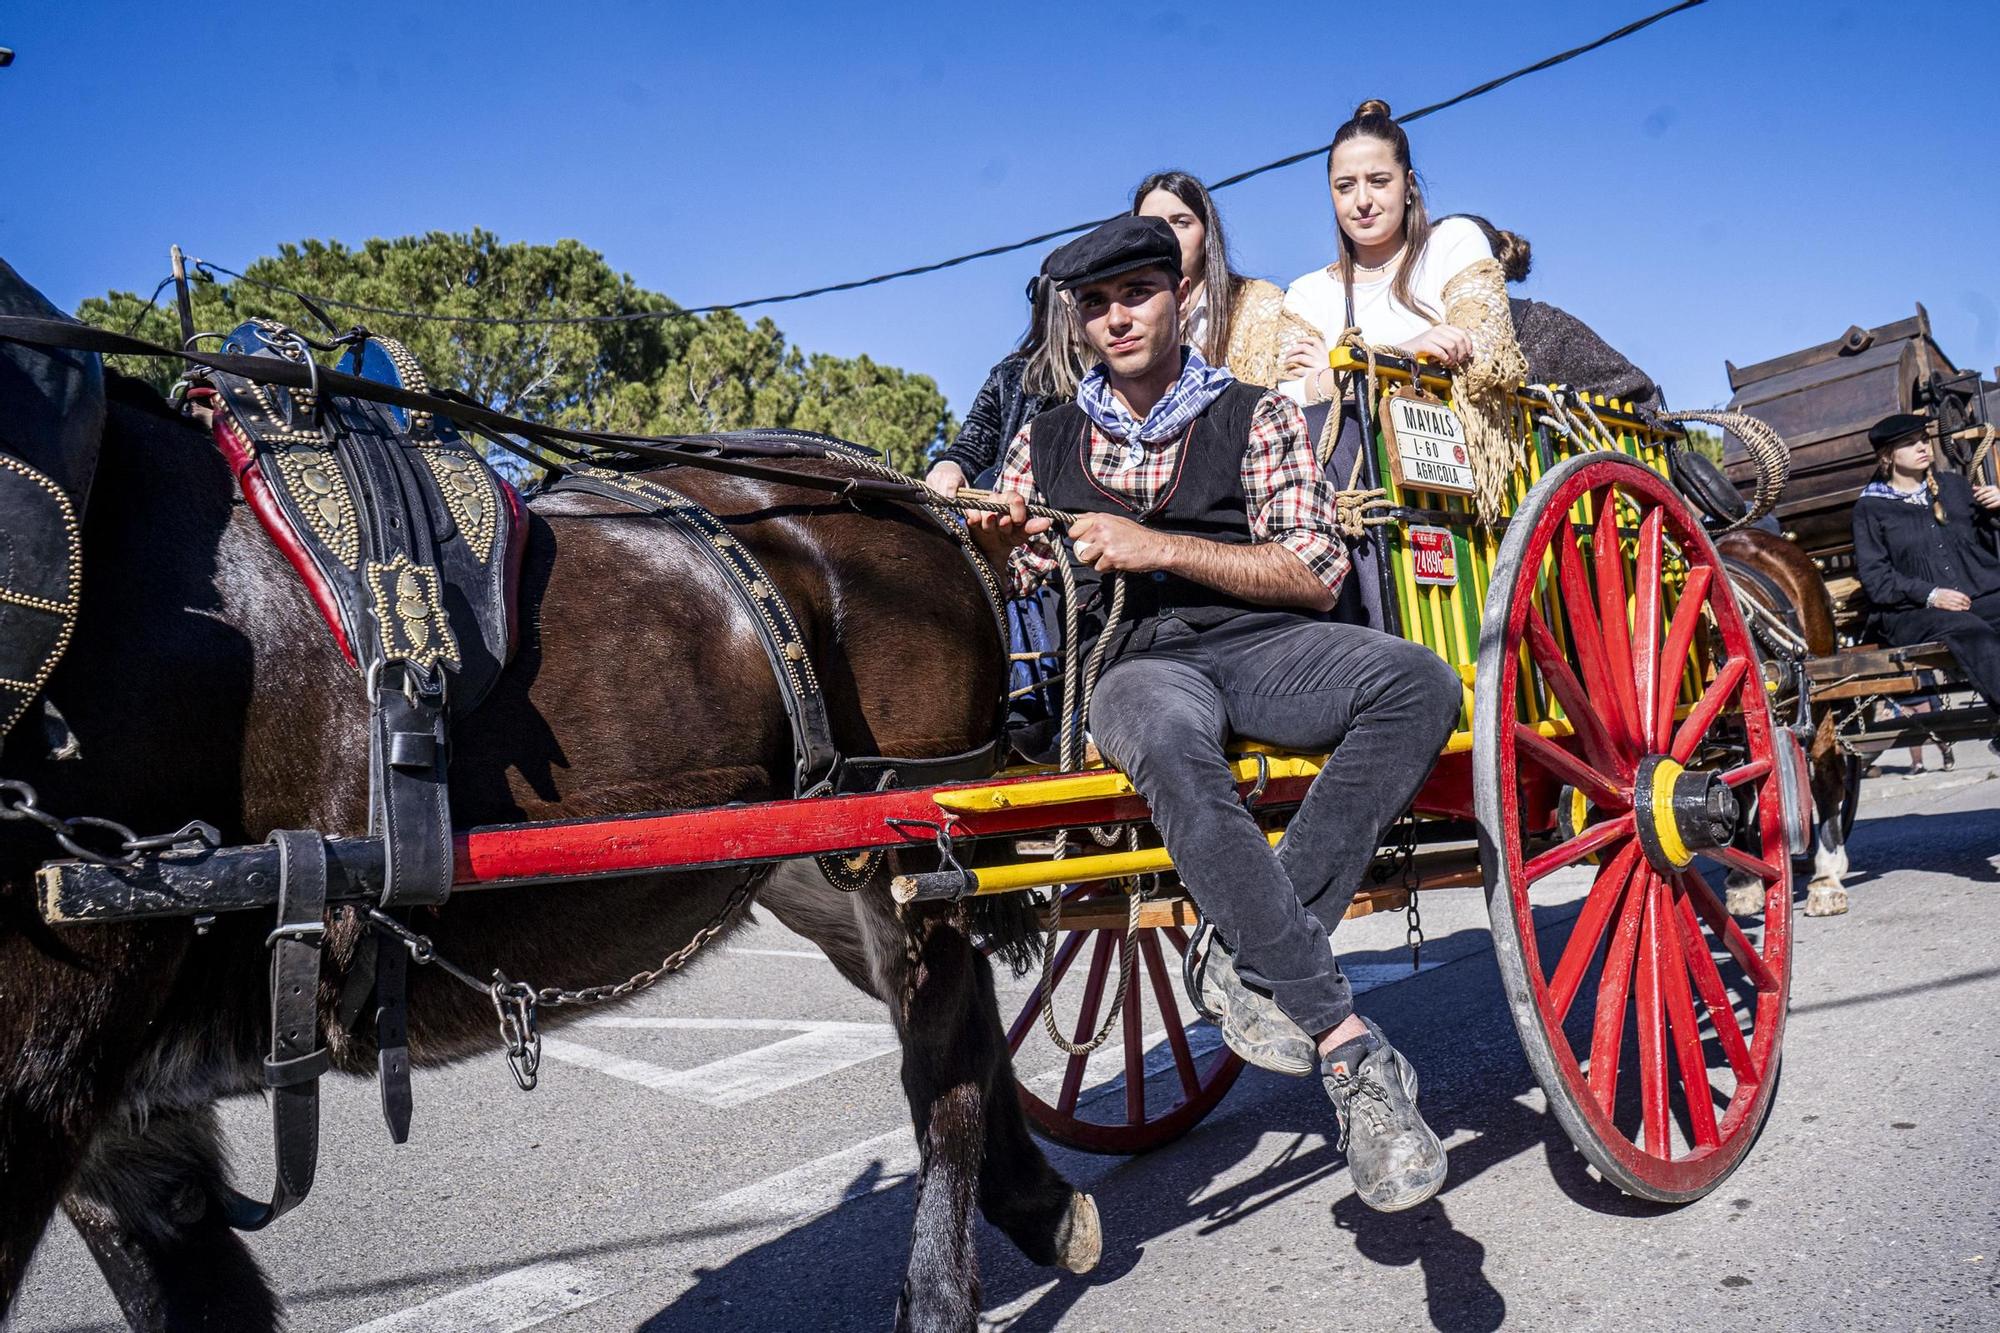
[1350,244,1405,276]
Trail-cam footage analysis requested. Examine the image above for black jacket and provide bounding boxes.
[937,354,1064,482]
[1852,469,2000,616]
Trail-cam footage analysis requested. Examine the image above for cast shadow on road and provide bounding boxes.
[1830,806,2000,890]
[642,902,1669,1333]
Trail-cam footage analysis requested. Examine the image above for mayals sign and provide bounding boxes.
[1384,392,1476,496]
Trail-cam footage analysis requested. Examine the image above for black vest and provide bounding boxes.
[1030,380,1271,665]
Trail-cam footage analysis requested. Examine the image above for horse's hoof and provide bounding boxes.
[1725,880,1765,916]
[1053,1191,1101,1274]
[1805,884,1849,917]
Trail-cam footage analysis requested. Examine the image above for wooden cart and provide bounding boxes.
[41,350,1809,1204]
[1721,307,1999,762]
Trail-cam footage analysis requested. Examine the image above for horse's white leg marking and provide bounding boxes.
[1806,815,1850,917]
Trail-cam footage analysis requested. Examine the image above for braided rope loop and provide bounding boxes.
[1658,409,1793,532]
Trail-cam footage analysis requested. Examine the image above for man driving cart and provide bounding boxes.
[966,216,1464,1211]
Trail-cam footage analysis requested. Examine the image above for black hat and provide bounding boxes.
[1045,216,1182,292]
[1868,413,1929,451]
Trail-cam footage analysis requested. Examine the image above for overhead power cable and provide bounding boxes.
[181,0,1705,327]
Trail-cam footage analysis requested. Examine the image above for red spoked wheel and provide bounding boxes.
[1474,453,1791,1202]
[989,885,1244,1154]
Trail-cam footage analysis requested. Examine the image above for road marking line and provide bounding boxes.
[697,1127,918,1227]
[543,1023,901,1107]
[341,1261,614,1332]
[575,1016,884,1033]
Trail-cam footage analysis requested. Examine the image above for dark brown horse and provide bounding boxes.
[0,346,1097,1326]
[1717,527,1855,916]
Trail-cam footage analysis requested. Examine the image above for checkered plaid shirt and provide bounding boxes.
[993,390,1350,599]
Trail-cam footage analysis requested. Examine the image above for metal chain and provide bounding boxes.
[0,778,219,867]
[1366,811,1424,972]
[1395,816,1424,970]
[364,871,759,1093]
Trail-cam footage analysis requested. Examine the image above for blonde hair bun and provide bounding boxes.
[1354,98,1393,122]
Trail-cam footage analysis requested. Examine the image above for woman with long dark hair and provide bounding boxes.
[1279,98,1527,518]
[926,270,1086,496]
[1131,170,1295,388]
[1279,99,1523,398]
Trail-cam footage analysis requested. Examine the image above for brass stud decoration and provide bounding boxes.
[272,448,360,567]
[366,553,461,672]
[419,448,499,563]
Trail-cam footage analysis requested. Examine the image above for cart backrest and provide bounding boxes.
[1328,347,1686,747]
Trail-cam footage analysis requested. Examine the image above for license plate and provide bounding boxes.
[1409,526,1458,587]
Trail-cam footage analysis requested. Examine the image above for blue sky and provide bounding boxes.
[4,1,1997,421]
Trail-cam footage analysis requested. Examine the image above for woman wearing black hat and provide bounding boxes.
[1851,413,2000,730]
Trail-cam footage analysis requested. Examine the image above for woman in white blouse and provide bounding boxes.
[1279,99,1512,406]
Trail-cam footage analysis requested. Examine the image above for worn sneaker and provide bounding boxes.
[1186,925,1316,1077]
[1322,1017,1447,1212]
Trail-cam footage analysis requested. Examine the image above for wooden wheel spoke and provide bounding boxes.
[1720,758,1772,787]
[1550,841,1643,1021]
[1655,884,1722,1149]
[1138,930,1202,1099]
[1121,935,1146,1127]
[1057,933,1117,1115]
[1669,657,1750,763]
[1524,813,1634,884]
[1631,508,1666,751]
[1592,493,1644,750]
[1514,723,1628,811]
[1634,870,1671,1158]
[1672,888,1757,1085]
[1526,607,1627,778]
[1681,872,1777,992]
[1556,517,1639,761]
[1008,931,1087,1054]
[1653,566,1714,750]
[1588,853,1650,1113]
[1699,842,1780,885]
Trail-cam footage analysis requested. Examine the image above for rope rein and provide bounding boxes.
[1326,328,1402,540]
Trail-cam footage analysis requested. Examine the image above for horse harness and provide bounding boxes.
[197,319,527,1226]
[208,325,1005,1228]
[0,311,1014,1229]
[546,457,1007,892]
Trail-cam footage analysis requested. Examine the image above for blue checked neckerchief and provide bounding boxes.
[1077,347,1236,469]
[1860,479,1930,507]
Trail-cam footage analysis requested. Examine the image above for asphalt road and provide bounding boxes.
[13,750,1999,1332]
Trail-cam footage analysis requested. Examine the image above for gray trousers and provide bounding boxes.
[1090,612,1463,1035]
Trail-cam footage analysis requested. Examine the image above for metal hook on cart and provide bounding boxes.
[883,815,975,900]
[885,814,966,878]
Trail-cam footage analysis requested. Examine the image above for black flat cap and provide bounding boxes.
[1868,413,1929,451]
[1045,215,1181,291]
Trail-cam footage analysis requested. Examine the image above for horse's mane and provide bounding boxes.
[103,367,181,420]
